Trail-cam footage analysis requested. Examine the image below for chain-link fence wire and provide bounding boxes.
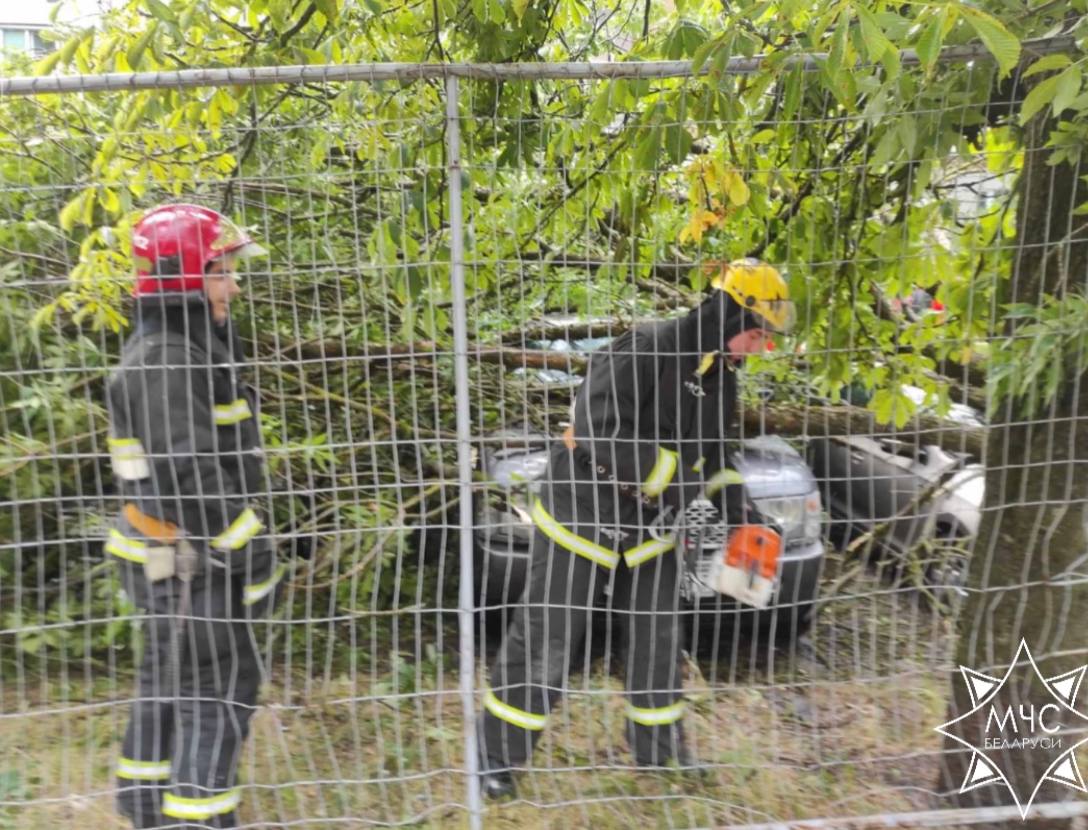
[1,71,475,829]
[457,65,980,828]
[1,46,1086,828]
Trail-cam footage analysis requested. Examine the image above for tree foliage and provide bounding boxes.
[1,0,1086,668]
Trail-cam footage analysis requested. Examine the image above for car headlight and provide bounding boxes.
[753,492,822,546]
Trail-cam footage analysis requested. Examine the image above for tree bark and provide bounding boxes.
[257,333,986,455]
[937,83,1088,828]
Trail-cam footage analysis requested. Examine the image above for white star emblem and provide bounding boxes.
[935,639,1088,818]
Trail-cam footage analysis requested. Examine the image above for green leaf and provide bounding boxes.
[81,188,97,226]
[961,8,1021,78]
[856,6,892,63]
[871,388,895,425]
[874,10,913,41]
[828,12,850,76]
[1022,53,1072,79]
[880,43,901,80]
[100,187,120,214]
[588,82,618,127]
[314,0,339,21]
[782,65,803,121]
[662,123,693,165]
[56,31,85,68]
[34,47,64,76]
[898,118,918,156]
[722,170,750,206]
[665,20,708,60]
[1052,66,1083,117]
[871,127,900,168]
[126,24,157,70]
[633,125,662,172]
[485,0,506,24]
[1020,73,1061,125]
[692,37,720,75]
[863,89,888,125]
[143,0,177,24]
[914,13,945,70]
[59,194,84,232]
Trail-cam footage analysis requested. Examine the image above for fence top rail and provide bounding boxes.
[0,35,1074,97]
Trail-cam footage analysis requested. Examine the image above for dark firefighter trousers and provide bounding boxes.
[481,483,687,769]
[116,562,275,829]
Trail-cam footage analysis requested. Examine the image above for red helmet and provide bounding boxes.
[131,204,265,296]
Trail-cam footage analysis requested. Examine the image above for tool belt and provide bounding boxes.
[122,503,198,583]
[124,503,179,542]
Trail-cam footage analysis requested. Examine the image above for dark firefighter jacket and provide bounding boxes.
[105,293,276,593]
[542,291,765,568]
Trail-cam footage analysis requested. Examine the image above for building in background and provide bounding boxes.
[1,5,52,57]
[2,0,107,57]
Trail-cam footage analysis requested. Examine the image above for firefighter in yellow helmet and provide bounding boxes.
[479,258,793,798]
[711,257,794,333]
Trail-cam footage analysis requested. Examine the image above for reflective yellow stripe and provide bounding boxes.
[162,788,241,820]
[642,448,678,497]
[696,352,718,376]
[108,437,150,480]
[211,507,263,551]
[213,398,252,426]
[243,563,286,605]
[530,499,619,569]
[107,437,141,452]
[116,757,171,781]
[484,690,547,731]
[706,467,745,496]
[626,700,686,726]
[105,529,148,564]
[623,537,675,568]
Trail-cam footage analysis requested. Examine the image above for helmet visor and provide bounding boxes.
[750,298,796,333]
[230,240,267,259]
[210,217,267,261]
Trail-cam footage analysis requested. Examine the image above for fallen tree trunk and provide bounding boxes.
[740,403,986,458]
[268,336,594,372]
[256,329,988,456]
[500,318,644,344]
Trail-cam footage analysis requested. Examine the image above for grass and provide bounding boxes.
[0,566,957,829]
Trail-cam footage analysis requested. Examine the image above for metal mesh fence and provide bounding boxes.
[1,47,1086,829]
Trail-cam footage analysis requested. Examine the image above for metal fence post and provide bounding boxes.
[445,72,483,829]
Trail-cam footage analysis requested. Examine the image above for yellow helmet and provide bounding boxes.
[707,258,794,332]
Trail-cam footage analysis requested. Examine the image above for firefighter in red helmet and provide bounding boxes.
[107,204,280,828]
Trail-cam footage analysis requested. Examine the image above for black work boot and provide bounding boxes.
[480,767,517,801]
